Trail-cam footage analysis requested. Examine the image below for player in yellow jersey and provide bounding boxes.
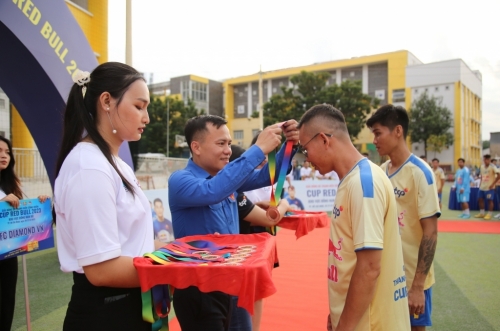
[431,158,446,209]
[298,104,410,331]
[475,154,500,220]
[367,105,440,331]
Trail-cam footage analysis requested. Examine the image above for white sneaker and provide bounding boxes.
[494,213,500,219]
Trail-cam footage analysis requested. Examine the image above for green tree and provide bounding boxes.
[482,140,490,149]
[408,93,454,158]
[138,95,201,157]
[261,71,379,140]
[427,133,454,157]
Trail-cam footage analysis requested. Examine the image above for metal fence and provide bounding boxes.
[12,148,187,193]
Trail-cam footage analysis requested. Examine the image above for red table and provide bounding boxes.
[134,232,278,314]
[278,210,330,239]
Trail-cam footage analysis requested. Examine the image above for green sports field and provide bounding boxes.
[10,182,500,330]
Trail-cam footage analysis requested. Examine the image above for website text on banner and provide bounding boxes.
[0,198,54,260]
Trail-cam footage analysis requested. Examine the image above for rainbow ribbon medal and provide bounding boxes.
[266,140,294,235]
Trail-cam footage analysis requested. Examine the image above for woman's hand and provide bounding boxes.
[38,195,50,203]
[1,193,20,208]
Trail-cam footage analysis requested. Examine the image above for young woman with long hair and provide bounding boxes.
[53,62,162,330]
[0,136,48,331]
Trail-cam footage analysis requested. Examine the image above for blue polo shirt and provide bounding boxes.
[169,144,293,238]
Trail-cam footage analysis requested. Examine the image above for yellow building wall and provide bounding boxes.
[224,50,410,144]
[231,118,261,148]
[11,105,34,176]
[66,0,108,64]
[454,82,462,170]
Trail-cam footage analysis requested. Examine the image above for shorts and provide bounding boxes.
[478,189,495,201]
[437,193,442,203]
[457,191,470,203]
[410,287,433,327]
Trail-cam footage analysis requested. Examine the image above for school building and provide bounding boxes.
[222,50,482,170]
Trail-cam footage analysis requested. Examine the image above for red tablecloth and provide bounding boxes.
[278,211,329,239]
[133,233,278,314]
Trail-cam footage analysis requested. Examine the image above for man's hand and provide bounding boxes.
[460,188,464,193]
[38,195,50,203]
[408,286,425,316]
[281,120,299,145]
[1,193,20,208]
[255,124,283,154]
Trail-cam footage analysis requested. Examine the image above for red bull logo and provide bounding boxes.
[328,264,338,282]
[398,211,406,227]
[328,238,343,261]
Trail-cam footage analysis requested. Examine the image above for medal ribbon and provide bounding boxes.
[267,141,294,235]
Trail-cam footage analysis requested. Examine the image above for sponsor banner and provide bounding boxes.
[285,180,339,212]
[0,199,54,260]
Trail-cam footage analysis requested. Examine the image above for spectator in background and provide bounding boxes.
[431,158,446,209]
[0,136,49,331]
[362,152,369,158]
[492,158,499,168]
[300,160,313,180]
[291,158,302,180]
[475,154,500,220]
[153,198,174,243]
[453,158,471,218]
[420,155,428,164]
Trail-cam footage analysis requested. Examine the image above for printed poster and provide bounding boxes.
[0,198,54,260]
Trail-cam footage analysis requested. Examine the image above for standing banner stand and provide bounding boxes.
[0,199,54,330]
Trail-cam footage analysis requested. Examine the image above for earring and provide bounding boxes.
[106,109,117,134]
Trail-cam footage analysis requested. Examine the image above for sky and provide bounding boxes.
[108,0,500,141]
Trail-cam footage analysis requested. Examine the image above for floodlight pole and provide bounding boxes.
[166,98,170,157]
[258,65,263,130]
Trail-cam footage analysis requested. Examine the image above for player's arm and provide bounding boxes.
[336,249,382,331]
[408,215,438,315]
[440,171,445,193]
[490,171,500,189]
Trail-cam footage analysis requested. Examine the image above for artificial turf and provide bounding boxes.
[10,182,500,330]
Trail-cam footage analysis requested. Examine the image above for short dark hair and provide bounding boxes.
[366,104,409,139]
[362,152,369,157]
[458,158,465,163]
[184,115,227,152]
[229,145,246,162]
[432,158,439,162]
[297,104,347,132]
[153,198,163,205]
[484,154,491,159]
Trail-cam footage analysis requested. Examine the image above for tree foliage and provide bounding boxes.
[137,95,202,157]
[408,92,454,157]
[262,71,379,140]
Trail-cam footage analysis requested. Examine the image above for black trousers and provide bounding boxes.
[63,272,150,331]
[0,257,18,331]
[173,286,232,331]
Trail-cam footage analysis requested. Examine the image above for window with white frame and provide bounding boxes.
[234,130,244,140]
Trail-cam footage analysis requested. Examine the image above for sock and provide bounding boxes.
[464,209,470,215]
[480,209,485,214]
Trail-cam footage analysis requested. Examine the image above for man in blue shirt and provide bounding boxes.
[452,158,471,218]
[169,115,298,331]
